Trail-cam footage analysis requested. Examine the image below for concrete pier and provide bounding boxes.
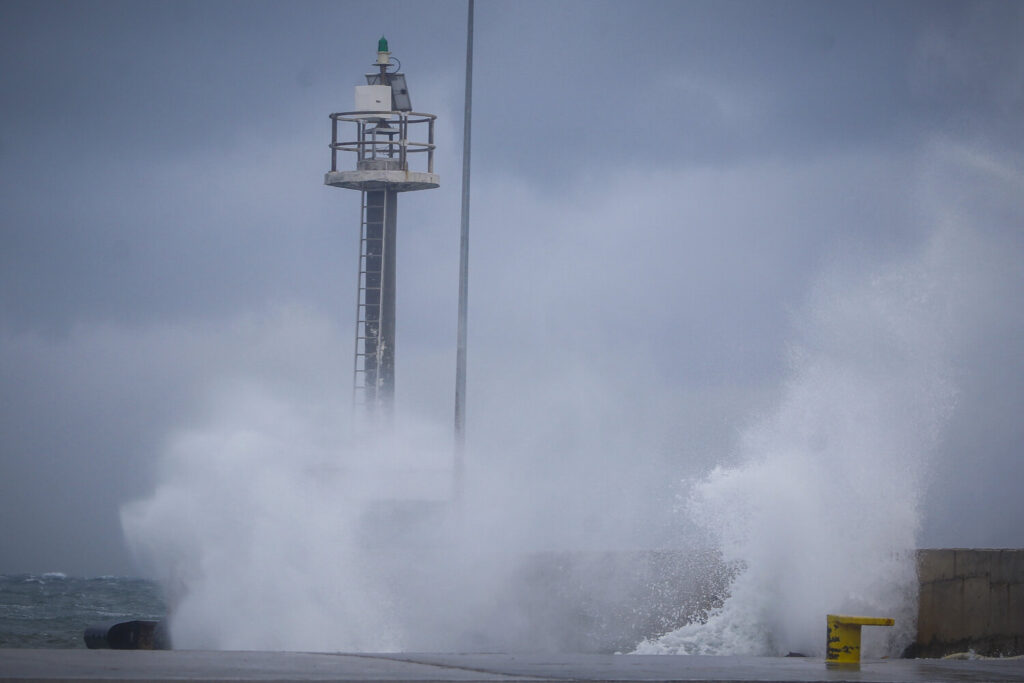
[915,549,1024,657]
[1,650,1022,683]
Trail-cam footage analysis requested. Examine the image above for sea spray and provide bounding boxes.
[118,142,1016,654]
[121,237,959,653]
[120,389,440,651]
[635,236,957,657]
[120,377,682,652]
[119,314,692,652]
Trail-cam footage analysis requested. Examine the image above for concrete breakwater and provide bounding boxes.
[913,549,1023,657]
[513,549,1022,656]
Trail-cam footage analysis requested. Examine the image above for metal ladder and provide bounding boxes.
[353,190,387,408]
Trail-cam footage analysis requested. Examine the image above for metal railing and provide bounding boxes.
[329,111,436,174]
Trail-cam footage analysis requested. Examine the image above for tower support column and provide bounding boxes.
[377,188,398,410]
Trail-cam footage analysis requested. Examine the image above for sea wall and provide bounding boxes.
[528,549,1024,656]
[914,549,1024,657]
[511,550,732,653]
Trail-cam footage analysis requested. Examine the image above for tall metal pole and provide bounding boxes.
[454,0,474,496]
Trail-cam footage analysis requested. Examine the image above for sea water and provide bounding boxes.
[0,574,165,648]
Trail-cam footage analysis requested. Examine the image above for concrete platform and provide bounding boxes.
[1,650,1022,682]
[323,170,439,192]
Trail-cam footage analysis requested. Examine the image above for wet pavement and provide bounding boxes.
[1,650,1022,682]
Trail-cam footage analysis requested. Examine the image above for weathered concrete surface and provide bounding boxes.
[915,549,1024,657]
[1,650,1022,683]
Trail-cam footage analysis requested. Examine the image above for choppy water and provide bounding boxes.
[0,574,165,648]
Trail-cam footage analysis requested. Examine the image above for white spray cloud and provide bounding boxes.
[635,141,1024,657]
[122,387,424,650]
[121,364,682,651]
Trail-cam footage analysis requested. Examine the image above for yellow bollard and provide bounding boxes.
[826,614,894,668]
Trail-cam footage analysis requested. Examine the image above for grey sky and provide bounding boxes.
[1,1,1022,576]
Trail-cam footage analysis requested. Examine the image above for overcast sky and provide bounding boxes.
[2,0,1022,576]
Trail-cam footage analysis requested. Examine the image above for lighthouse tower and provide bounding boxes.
[325,38,439,416]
